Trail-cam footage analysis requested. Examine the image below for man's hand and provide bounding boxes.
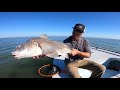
[70,48,79,56]
[70,48,91,58]
[32,54,45,59]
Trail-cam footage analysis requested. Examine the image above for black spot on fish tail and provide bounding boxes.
[59,55,61,57]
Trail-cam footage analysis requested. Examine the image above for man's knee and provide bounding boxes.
[96,65,106,78]
[92,61,106,75]
[90,64,106,78]
[100,65,106,74]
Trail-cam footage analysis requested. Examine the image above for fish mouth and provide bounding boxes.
[12,54,16,57]
[12,53,15,57]
[12,54,18,58]
[11,51,19,59]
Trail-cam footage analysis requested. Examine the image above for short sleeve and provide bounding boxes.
[84,39,91,54]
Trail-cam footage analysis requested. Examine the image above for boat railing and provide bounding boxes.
[91,46,120,57]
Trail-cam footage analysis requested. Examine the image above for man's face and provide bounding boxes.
[72,30,83,40]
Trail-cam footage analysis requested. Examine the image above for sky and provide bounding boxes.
[0,12,120,39]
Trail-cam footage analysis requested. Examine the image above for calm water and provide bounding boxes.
[86,37,120,53]
[0,36,120,64]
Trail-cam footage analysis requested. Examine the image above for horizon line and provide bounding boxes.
[0,36,120,40]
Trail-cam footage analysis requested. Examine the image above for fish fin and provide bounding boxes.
[64,53,69,59]
[56,49,71,56]
[40,34,48,39]
[59,53,69,59]
[46,52,59,58]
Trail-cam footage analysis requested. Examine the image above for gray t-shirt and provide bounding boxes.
[63,36,91,60]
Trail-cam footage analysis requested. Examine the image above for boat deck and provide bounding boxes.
[52,48,120,78]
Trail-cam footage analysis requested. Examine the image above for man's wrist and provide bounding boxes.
[77,50,82,56]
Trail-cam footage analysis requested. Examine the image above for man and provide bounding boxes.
[63,23,106,78]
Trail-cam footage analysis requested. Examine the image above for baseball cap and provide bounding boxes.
[73,23,86,33]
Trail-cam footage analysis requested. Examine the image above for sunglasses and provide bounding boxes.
[74,29,84,33]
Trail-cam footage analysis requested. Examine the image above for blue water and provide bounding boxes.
[0,36,120,64]
[86,37,120,53]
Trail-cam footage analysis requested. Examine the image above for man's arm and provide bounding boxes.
[70,48,91,58]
